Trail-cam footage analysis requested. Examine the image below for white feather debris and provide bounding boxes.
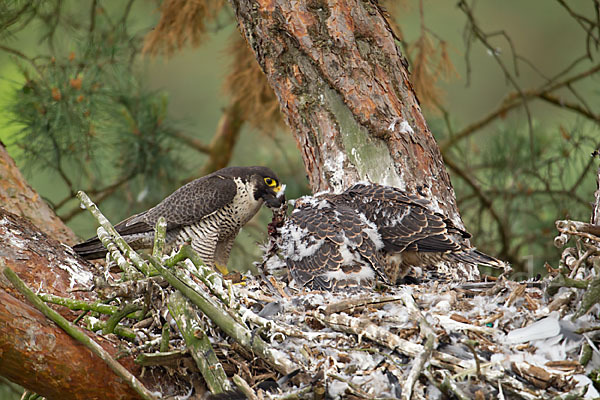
[573,374,600,398]
[236,252,600,399]
[136,187,149,202]
[387,117,414,135]
[504,316,562,344]
[398,120,415,134]
[387,117,401,131]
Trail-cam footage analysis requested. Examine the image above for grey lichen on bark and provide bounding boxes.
[230,0,464,228]
[325,85,401,191]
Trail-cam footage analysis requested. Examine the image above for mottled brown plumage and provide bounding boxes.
[279,183,504,290]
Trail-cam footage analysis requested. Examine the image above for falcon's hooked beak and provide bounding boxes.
[258,175,286,208]
[264,183,286,208]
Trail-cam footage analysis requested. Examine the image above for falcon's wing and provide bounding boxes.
[72,175,238,259]
[282,202,388,291]
[344,183,469,254]
[117,174,238,236]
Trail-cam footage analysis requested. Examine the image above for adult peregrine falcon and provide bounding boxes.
[74,166,284,274]
[279,183,504,291]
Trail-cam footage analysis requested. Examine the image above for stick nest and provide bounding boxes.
[51,196,600,399]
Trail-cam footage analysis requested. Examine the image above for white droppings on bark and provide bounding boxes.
[59,256,94,289]
[0,217,27,249]
[323,152,347,194]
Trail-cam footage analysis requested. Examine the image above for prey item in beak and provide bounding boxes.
[265,184,286,208]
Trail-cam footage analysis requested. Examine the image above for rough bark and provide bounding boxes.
[0,142,78,245]
[0,290,143,400]
[0,208,145,400]
[230,0,463,226]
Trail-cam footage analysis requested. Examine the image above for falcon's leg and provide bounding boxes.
[383,253,411,285]
[214,232,237,275]
[179,225,220,272]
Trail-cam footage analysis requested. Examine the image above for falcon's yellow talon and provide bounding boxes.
[233,278,247,286]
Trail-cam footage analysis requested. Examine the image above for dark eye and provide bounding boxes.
[264,177,276,187]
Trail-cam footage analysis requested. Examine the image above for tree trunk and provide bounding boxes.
[230,0,463,227]
[0,142,79,245]
[0,209,149,400]
[0,141,154,399]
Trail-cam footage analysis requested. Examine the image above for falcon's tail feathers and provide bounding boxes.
[451,249,506,269]
[72,237,108,260]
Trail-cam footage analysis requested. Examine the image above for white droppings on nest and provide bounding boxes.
[235,270,599,399]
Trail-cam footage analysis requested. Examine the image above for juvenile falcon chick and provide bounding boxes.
[279,183,504,291]
[74,166,284,274]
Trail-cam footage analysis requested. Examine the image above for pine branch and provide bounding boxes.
[458,0,535,160]
[441,63,600,152]
[0,44,44,76]
[172,131,211,154]
[83,315,136,340]
[77,190,153,277]
[401,333,435,400]
[152,217,167,259]
[168,290,231,394]
[232,375,258,400]
[103,303,140,335]
[165,245,235,307]
[149,256,297,375]
[39,293,144,319]
[97,226,141,280]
